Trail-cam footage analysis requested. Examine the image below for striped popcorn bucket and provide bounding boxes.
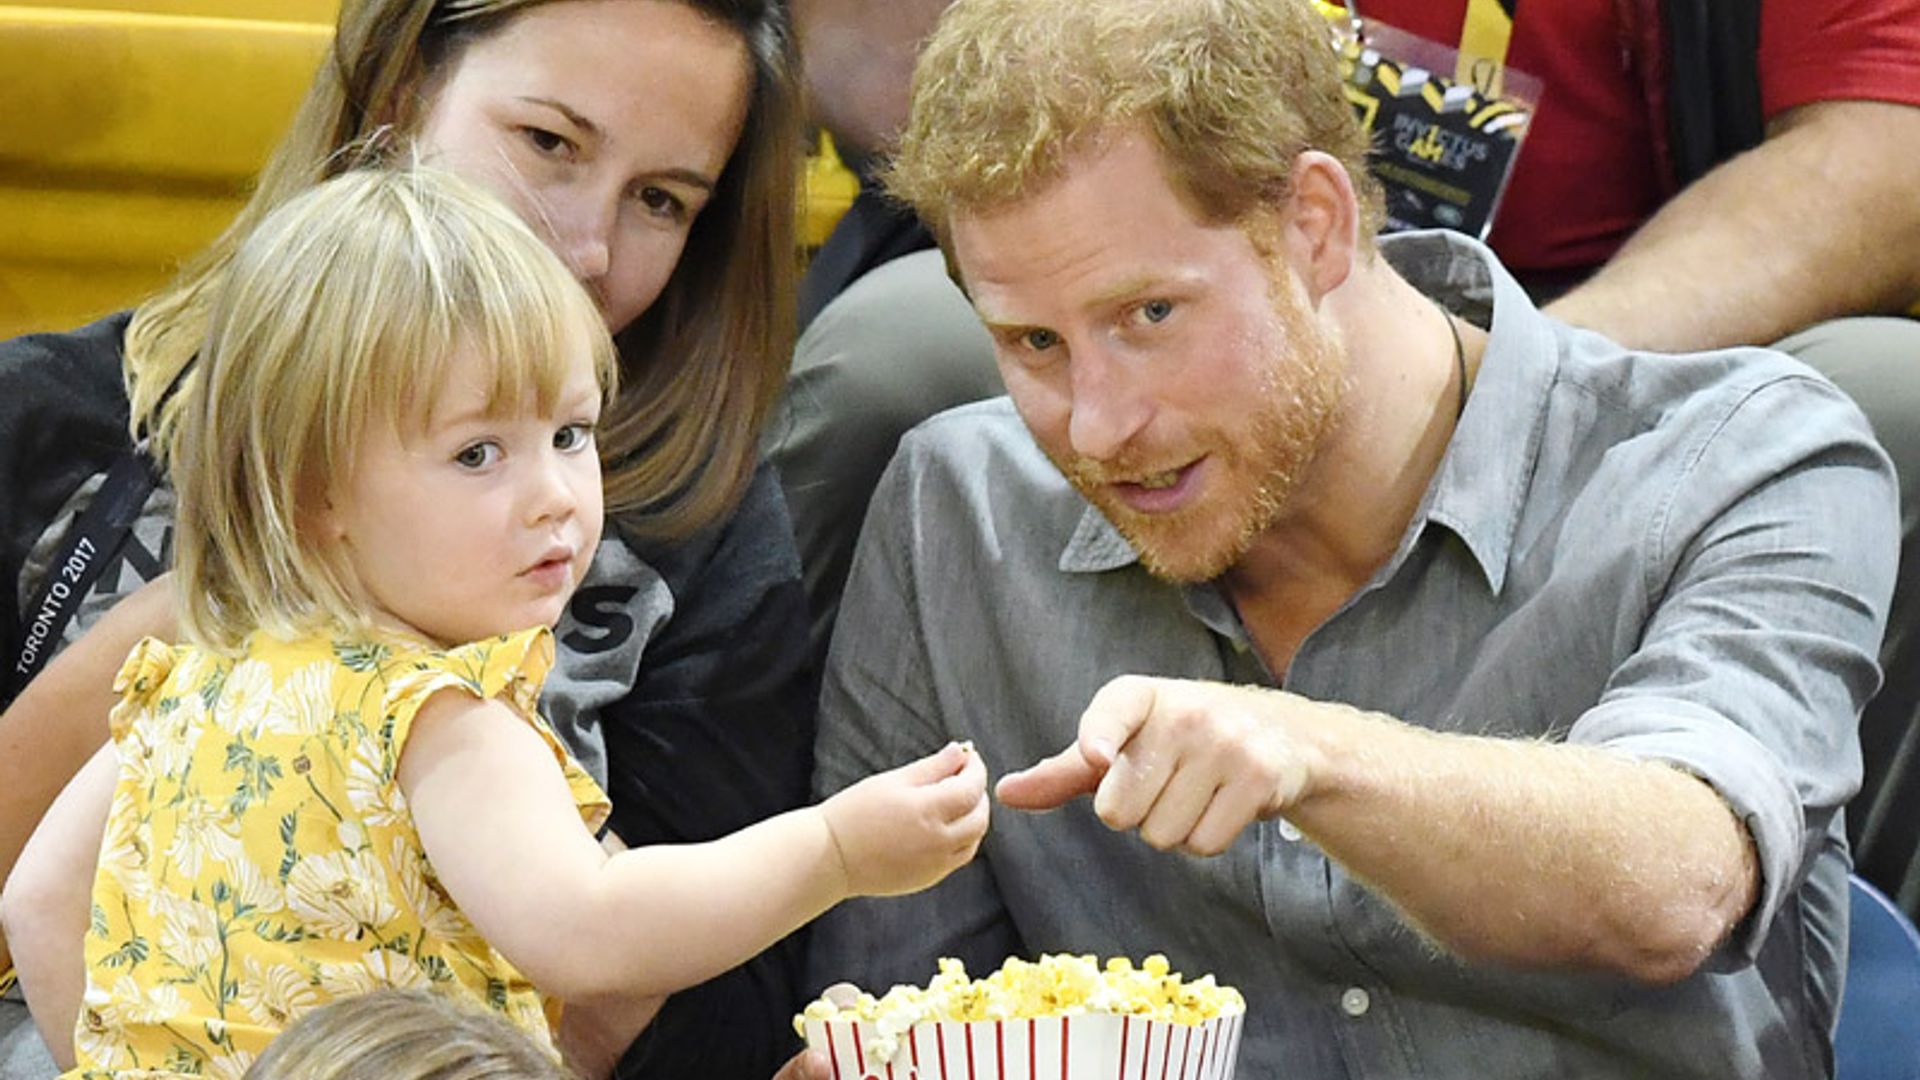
[803,1011,1244,1080]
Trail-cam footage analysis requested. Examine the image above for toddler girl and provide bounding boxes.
[0,165,988,1079]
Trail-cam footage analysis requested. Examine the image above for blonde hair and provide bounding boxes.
[127,0,800,541]
[243,989,575,1079]
[885,0,1383,241]
[171,165,618,651]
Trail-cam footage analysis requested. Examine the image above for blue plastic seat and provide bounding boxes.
[1835,873,1920,1080]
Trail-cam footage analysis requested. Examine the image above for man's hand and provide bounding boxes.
[998,675,1760,980]
[996,675,1323,855]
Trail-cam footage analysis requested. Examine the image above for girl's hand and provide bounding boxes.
[820,742,988,897]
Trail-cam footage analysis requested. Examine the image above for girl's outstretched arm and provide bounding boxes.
[0,742,117,1071]
[0,575,172,975]
[398,692,988,1004]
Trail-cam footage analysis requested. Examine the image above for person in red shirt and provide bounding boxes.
[1365,0,1920,344]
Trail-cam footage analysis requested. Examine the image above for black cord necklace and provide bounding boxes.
[1436,300,1468,420]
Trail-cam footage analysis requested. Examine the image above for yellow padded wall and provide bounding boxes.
[0,3,333,337]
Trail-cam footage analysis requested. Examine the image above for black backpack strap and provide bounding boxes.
[1663,0,1766,186]
[6,443,161,702]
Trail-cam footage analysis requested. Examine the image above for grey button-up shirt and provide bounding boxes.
[810,231,1898,1078]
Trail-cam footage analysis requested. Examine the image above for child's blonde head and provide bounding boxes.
[242,988,574,1079]
[172,165,618,651]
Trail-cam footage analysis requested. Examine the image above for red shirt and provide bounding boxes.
[1355,0,1920,277]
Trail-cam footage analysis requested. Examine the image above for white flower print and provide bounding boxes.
[98,786,149,899]
[114,727,159,795]
[71,975,193,1068]
[236,955,319,1028]
[286,849,397,940]
[508,996,554,1045]
[169,648,215,697]
[152,890,222,971]
[166,796,246,881]
[167,689,211,744]
[390,835,472,940]
[105,973,190,1025]
[317,948,431,998]
[127,696,199,783]
[72,988,133,1071]
[216,658,277,739]
[265,662,336,738]
[346,750,407,829]
[206,1048,259,1080]
[383,668,459,718]
[225,855,286,915]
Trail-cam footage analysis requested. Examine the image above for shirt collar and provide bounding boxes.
[1057,230,1559,597]
[1057,506,1248,646]
[1388,230,1559,595]
[1059,503,1138,573]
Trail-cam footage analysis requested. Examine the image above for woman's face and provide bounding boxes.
[416,0,753,335]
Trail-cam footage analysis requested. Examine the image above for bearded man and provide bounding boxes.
[793,0,1899,1076]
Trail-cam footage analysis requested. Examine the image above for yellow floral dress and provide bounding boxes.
[68,626,609,1079]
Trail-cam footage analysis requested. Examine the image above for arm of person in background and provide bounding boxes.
[398,692,988,1078]
[1545,100,1920,351]
[0,575,173,975]
[0,744,116,1071]
[1005,375,1897,985]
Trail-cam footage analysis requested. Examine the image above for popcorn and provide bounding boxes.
[797,955,1246,1080]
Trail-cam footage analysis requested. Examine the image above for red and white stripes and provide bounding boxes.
[805,1011,1244,1080]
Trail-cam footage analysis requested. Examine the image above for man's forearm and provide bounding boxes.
[1289,704,1759,984]
[1545,100,1920,351]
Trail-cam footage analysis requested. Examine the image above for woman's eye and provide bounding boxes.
[454,442,500,469]
[554,423,595,452]
[522,126,572,157]
[1138,299,1174,324]
[636,185,688,221]
[1023,328,1061,352]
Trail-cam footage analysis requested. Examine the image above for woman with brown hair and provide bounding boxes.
[0,1,813,1076]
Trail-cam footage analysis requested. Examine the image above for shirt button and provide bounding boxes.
[1340,987,1370,1017]
[1277,818,1303,842]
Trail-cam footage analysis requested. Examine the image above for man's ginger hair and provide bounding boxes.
[886,0,1383,239]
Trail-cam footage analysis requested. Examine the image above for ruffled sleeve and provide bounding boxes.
[383,626,611,833]
[107,635,179,742]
